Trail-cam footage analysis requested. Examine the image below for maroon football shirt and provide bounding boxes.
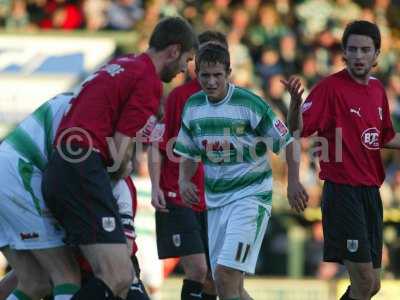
[55,53,163,164]
[301,69,395,187]
[159,79,206,211]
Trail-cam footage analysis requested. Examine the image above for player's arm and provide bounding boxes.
[286,141,308,212]
[253,98,308,213]
[178,157,200,206]
[147,145,168,212]
[281,76,305,136]
[108,131,134,178]
[384,133,400,149]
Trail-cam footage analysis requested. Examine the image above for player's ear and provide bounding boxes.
[165,44,181,61]
[227,67,232,77]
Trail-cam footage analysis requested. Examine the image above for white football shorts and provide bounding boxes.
[208,198,271,276]
[0,152,65,250]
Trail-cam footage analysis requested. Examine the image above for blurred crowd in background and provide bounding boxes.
[1,0,400,279]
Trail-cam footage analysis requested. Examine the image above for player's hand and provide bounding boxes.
[281,76,305,107]
[151,186,169,213]
[287,180,308,213]
[179,180,199,206]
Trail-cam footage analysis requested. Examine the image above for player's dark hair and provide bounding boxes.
[342,20,381,51]
[149,17,198,53]
[195,44,230,72]
[198,31,228,49]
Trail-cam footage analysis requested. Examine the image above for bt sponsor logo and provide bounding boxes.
[361,127,380,150]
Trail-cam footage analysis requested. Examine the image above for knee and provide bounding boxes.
[214,266,235,289]
[95,259,134,294]
[185,262,208,283]
[18,277,51,299]
[370,279,381,297]
[353,272,375,297]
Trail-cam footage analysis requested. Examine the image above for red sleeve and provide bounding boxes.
[301,82,334,137]
[381,93,396,145]
[116,77,161,137]
[159,89,184,153]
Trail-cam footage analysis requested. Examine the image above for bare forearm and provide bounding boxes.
[179,157,199,184]
[148,145,163,187]
[286,141,300,181]
[288,102,303,136]
[384,133,400,149]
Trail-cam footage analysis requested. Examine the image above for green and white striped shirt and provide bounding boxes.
[174,84,292,209]
[0,93,73,171]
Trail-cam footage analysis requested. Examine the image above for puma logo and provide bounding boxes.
[350,108,361,117]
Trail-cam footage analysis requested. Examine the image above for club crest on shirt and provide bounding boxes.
[274,119,288,136]
[172,234,181,247]
[347,239,358,253]
[361,127,380,150]
[102,217,116,232]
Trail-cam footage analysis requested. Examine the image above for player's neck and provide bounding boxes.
[145,48,164,77]
[207,84,230,103]
[346,68,370,85]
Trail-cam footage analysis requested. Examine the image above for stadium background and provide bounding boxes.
[0,0,399,299]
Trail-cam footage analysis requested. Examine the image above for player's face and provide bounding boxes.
[197,62,231,102]
[344,34,379,81]
[161,49,195,82]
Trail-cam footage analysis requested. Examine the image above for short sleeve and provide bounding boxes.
[301,82,333,137]
[173,107,201,161]
[254,105,292,154]
[116,77,161,137]
[381,93,396,145]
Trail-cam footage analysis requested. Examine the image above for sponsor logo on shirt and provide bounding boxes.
[361,127,380,150]
[301,101,312,113]
[20,232,39,240]
[273,119,288,136]
[347,239,358,253]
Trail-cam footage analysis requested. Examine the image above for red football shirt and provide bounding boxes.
[301,69,395,187]
[159,79,206,211]
[55,53,163,164]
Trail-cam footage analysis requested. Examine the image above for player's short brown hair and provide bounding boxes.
[149,17,198,53]
[342,20,381,51]
[195,43,230,72]
[198,31,228,49]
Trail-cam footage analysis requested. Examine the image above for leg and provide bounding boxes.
[80,244,134,296]
[214,265,242,299]
[239,279,253,300]
[0,269,18,299]
[344,261,375,300]
[181,253,207,300]
[2,247,51,299]
[202,272,217,299]
[370,268,381,297]
[181,253,208,283]
[33,246,81,287]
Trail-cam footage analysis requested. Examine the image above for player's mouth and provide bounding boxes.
[354,62,365,69]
